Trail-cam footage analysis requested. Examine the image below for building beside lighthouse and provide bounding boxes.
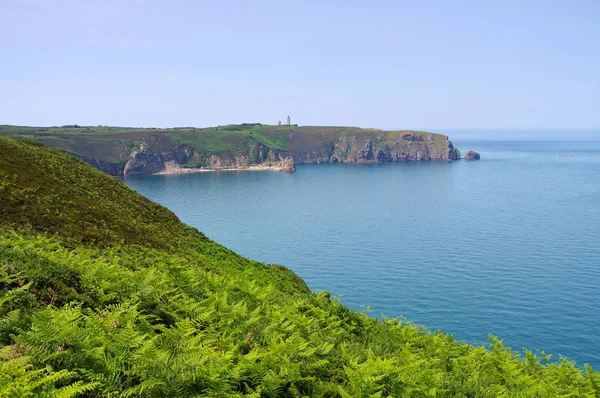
[277,116,294,126]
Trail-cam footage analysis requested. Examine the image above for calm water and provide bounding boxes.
[125,141,600,368]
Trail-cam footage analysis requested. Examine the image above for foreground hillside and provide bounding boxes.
[0,124,460,176]
[0,137,598,397]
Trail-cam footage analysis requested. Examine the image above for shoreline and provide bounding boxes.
[152,161,292,175]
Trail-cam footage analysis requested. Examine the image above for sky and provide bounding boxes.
[1,0,599,131]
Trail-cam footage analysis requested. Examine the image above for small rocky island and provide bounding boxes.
[465,150,481,160]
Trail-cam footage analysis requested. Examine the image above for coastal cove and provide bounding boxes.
[125,140,600,368]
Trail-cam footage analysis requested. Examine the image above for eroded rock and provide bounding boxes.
[465,150,481,160]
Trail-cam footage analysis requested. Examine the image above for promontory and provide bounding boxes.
[0,124,462,175]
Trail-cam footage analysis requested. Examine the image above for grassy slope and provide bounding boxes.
[0,124,293,166]
[0,137,598,397]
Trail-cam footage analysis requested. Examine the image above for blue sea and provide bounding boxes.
[124,140,600,368]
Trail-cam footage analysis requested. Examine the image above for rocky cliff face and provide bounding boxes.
[119,141,296,176]
[120,142,191,175]
[285,131,460,165]
[78,156,128,176]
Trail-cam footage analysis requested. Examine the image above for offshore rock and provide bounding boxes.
[465,150,481,160]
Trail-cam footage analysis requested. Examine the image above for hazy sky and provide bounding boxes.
[1,0,599,129]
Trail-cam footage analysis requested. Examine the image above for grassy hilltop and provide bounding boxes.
[0,124,460,175]
[0,137,598,396]
[0,124,291,162]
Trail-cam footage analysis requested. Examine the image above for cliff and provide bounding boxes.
[0,124,460,176]
[283,128,460,164]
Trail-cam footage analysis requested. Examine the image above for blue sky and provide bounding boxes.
[1,0,599,130]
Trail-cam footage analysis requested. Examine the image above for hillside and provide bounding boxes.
[0,124,461,176]
[0,136,598,397]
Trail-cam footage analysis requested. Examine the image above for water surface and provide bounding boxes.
[125,141,600,367]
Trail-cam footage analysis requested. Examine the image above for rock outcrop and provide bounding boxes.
[78,156,128,176]
[465,150,481,160]
[122,141,192,176]
[279,156,296,172]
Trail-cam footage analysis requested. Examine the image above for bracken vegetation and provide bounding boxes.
[0,136,598,397]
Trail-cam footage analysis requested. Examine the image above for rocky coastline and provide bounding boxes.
[113,130,461,176]
[153,159,296,175]
[0,124,472,176]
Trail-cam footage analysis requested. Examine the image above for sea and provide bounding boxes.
[124,135,600,368]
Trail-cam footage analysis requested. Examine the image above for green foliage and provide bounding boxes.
[0,137,201,249]
[0,137,598,396]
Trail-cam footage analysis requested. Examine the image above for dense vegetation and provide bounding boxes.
[0,136,598,397]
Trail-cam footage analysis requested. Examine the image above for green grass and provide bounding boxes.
[0,124,295,164]
[1,137,598,396]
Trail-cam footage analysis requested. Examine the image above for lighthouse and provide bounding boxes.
[286,115,291,126]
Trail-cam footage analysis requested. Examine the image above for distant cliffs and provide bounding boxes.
[282,130,460,165]
[0,124,462,176]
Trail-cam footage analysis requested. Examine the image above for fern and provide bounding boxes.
[0,136,599,397]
